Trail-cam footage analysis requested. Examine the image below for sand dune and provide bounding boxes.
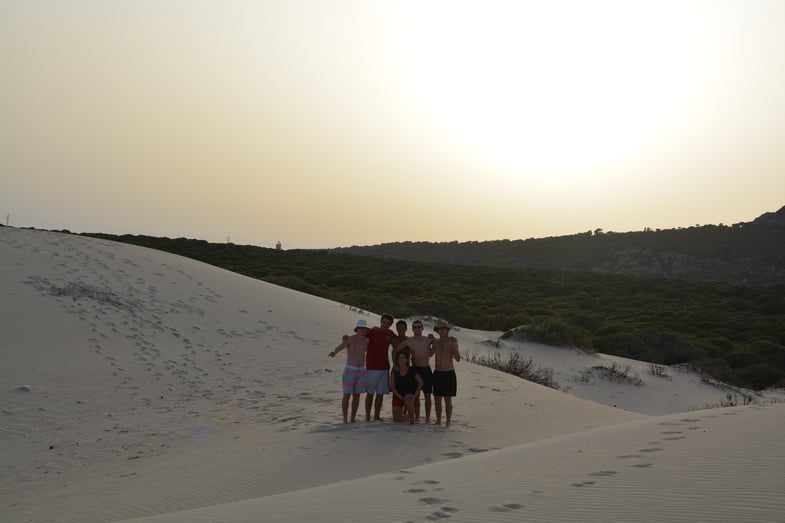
[122,404,785,523]
[1,227,783,523]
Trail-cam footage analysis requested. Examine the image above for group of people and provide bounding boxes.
[328,313,460,426]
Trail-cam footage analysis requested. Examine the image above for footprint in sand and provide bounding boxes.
[389,470,416,480]
[418,497,450,506]
[487,503,524,512]
[404,479,439,494]
[442,452,462,459]
[426,507,458,520]
[638,447,663,453]
[589,470,618,477]
[571,480,597,487]
[630,463,655,468]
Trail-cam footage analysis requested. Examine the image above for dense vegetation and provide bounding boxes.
[332,213,785,287]
[81,232,785,391]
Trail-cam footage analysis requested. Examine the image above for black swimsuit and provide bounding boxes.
[393,368,418,396]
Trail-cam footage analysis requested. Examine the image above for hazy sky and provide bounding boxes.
[3,1,784,249]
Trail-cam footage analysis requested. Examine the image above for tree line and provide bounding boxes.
[331,221,785,286]
[82,232,785,391]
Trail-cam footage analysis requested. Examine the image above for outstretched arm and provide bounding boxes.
[329,339,348,358]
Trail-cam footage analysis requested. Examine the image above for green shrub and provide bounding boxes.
[726,350,764,369]
[734,363,785,390]
[468,351,558,389]
[595,332,646,359]
[525,317,593,351]
[746,340,785,368]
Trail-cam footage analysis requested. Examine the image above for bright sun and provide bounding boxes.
[398,1,698,177]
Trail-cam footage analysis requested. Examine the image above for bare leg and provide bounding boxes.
[392,404,404,422]
[350,393,361,422]
[424,393,432,423]
[413,392,421,420]
[373,394,384,420]
[434,396,443,425]
[405,396,416,424]
[365,393,373,421]
[341,394,350,424]
[445,397,453,427]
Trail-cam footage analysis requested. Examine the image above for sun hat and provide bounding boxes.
[354,319,369,332]
[433,320,451,332]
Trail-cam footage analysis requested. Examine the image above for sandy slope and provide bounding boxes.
[1,227,782,523]
[121,404,785,523]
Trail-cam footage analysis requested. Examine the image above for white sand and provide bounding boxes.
[1,227,783,523]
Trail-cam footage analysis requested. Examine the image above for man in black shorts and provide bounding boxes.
[393,319,435,422]
[432,320,460,426]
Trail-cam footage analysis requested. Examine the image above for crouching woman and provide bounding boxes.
[391,351,423,424]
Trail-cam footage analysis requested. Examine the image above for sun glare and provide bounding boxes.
[398,2,698,178]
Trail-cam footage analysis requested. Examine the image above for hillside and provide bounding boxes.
[4,227,784,523]
[74,231,785,391]
[332,206,785,286]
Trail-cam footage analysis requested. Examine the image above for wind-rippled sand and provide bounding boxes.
[1,227,783,523]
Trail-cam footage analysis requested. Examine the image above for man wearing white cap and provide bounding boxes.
[329,319,370,423]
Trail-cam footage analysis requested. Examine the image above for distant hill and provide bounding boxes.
[332,206,785,286]
[77,229,785,390]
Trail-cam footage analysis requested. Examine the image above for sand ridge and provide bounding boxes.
[1,227,783,522]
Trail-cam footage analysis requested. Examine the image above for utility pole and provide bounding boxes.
[5,214,8,226]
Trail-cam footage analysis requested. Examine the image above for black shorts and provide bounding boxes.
[433,370,457,397]
[413,366,433,395]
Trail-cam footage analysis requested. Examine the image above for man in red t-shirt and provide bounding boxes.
[364,313,395,421]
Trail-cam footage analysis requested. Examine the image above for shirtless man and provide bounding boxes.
[328,319,370,423]
[390,320,409,370]
[393,320,435,422]
[432,320,460,426]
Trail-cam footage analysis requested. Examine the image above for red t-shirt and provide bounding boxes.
[365,327,394,370]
